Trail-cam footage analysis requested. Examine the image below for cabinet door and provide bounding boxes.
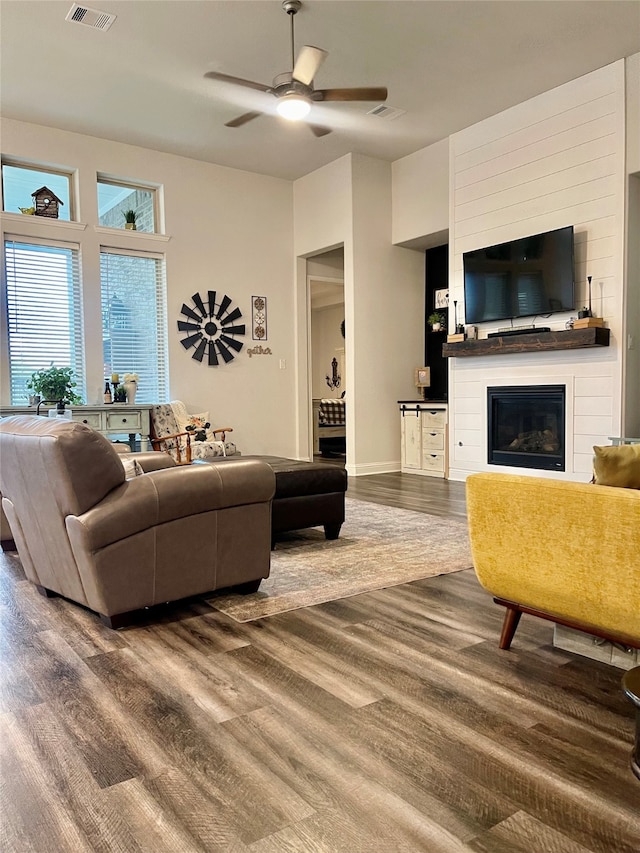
[401,411,422,469]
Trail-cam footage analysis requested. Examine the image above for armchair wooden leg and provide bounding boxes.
[498,604,522,650]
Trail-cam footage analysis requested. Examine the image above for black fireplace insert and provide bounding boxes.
[488,385,565,471]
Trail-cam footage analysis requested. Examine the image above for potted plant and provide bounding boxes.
[428,312,446,332]
[123,209,137,230]
[27,364,83,412]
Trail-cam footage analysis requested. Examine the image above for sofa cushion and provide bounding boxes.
[592,444,640,489]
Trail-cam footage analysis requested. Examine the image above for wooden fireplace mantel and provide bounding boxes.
[442,327,610,358]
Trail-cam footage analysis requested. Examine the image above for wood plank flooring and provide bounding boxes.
[1,472,638,852]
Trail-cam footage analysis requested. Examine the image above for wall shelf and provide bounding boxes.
[442,327,610,358]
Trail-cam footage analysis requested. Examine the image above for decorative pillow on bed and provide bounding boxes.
[592,444,640,488]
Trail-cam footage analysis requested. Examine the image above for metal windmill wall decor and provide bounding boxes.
[178,291,246,366]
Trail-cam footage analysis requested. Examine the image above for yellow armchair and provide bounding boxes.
[466,472,640,650]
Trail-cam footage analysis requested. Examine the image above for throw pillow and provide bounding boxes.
[175,410,214,442]
[120,456,143,479]
[592,444,640,489]
[185,413,212,442]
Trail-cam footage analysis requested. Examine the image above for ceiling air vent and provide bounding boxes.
[367,104,406,121]
[65,4,116,31]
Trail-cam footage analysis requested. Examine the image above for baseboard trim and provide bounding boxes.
[347,461,400,477]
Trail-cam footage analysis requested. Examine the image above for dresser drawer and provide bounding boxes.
[106,410,142,431]
[422,430,445,451]
[421,451,445,473]
[73,412,102,429]
[421,409,446,429]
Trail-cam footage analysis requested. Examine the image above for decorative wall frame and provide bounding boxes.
[177,291,245,366]
[252,295,267,340]
[434,289,449,309]
[414,366,431,388]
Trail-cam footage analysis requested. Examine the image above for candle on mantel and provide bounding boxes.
[111,373,119,383]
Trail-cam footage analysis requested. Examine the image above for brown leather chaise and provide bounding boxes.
[0,416,275,628]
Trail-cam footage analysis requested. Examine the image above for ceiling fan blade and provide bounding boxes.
[309,124,332,138]
[292,45,328,86]
[313,87,388,102]
[205,71,271,94]
[225,111,263,128]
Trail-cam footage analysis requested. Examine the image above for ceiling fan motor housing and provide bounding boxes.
[272,72,312,98]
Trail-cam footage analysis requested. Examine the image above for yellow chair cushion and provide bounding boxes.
[593,443,640,488]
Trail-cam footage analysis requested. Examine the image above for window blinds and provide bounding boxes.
[4,236,84,404]
[100,247,168,403]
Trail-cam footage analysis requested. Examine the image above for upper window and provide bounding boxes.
[2,161,73,221]
[100,248,168,403]
[97,177,157,233]
[4,236,85,404]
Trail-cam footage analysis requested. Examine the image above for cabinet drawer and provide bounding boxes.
[421,451,445,473]
[422,430,445,451]
[106,410,142,431]
[73,412,102,429]
[421,409,446,429]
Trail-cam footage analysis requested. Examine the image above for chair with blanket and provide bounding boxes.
[150,400,238,463]
[314,397,346,457]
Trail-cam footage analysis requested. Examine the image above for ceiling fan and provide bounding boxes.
[205,0,388,137]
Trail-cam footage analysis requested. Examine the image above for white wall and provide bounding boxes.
[624,53,640,437]
[294,154,424,474]
[311,303,345,399]
[0,118,295,457]
[350,154,425,474]
[448,61,627,481]
[392,138,449,248]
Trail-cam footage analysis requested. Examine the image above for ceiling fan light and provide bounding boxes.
[277,95,311,120]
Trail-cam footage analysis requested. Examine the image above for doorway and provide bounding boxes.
[308,250,345,461]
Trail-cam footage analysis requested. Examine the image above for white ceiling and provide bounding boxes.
[1,1,639,181]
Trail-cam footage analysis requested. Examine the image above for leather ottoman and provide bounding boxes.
[215,455,347,546]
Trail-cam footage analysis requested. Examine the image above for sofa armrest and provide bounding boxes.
[67,458,276,551]
[134,452,177,473]
[466,472,640,642]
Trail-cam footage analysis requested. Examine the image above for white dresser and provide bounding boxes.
[0,404,153,450]
[399,401,448,478]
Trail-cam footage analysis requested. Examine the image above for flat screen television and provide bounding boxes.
[463,225,575,325]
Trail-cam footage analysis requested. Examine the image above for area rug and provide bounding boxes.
[207,498,472,622]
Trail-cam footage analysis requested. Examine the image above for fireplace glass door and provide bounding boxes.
[487,385,565,471]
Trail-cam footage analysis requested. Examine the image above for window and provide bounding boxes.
[97,177,157,233]
[100,248,168,402]
[2,162,73,220]
[4,236,84,404]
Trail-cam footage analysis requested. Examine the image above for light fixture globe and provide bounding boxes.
[276,95,311,120]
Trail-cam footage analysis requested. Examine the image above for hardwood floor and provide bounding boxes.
[1,473,637,852]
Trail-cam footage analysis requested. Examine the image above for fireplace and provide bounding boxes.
[487,385,565,471]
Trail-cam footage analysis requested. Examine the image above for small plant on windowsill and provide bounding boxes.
[123,209,137,230]
[428,312,446,332]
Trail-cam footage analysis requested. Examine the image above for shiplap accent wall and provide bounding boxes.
[448,61,626,482]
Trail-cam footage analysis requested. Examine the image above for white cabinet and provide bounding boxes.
[0,405,152,450]
[399,402,448,478]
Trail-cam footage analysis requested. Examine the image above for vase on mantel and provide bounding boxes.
[123,381,137,404]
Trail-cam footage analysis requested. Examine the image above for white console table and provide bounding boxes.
[0,404,153,450]
[399,401,448,478]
